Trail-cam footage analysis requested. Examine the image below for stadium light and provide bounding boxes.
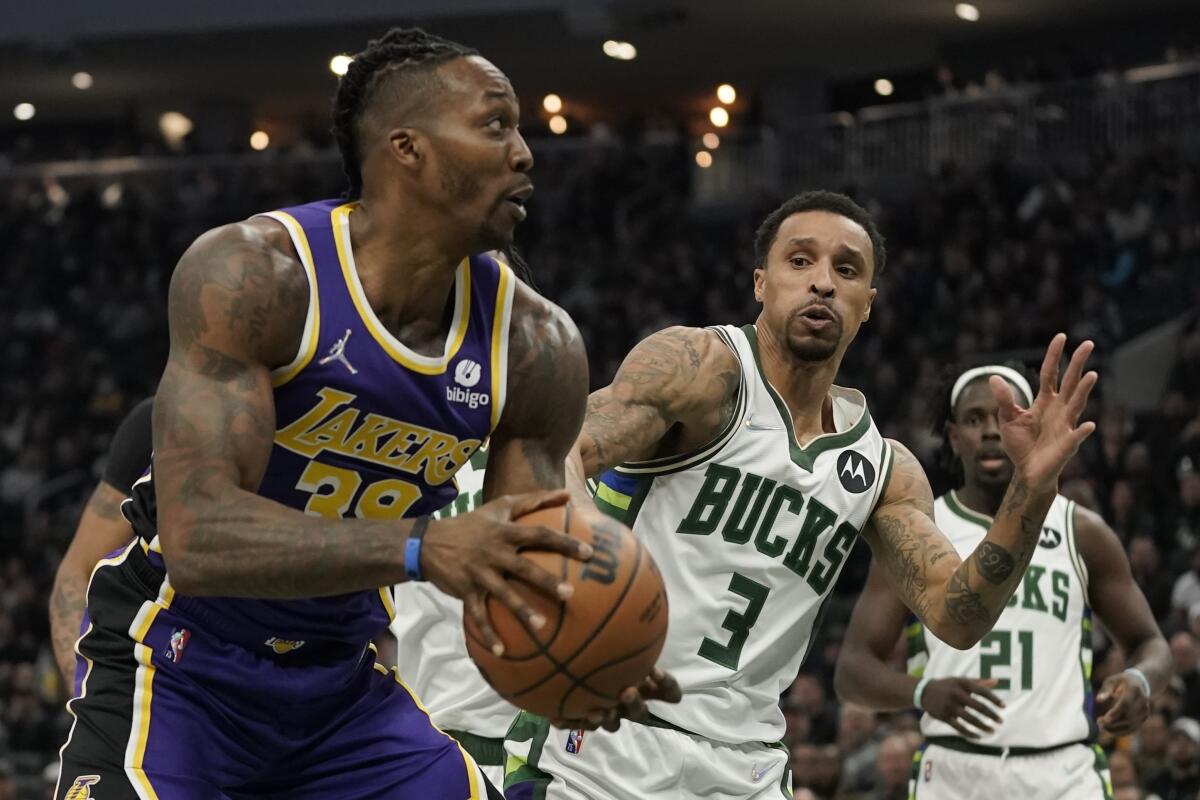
[13,102,35,121]
[250,131,270,151]
[542,94,563,114]
[709,107,729,128]
[159,111,193,150]
[716,84,737,105]
[955,3,980,21]
[702,132,720,150]
[602,40,637,60]
[874,78,894,96]
[549,114,568,134]
[72,71,93,90]
[695,151,713,168]
[330,55,353,76]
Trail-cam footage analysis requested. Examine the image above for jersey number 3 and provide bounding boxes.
[699,572,770,671]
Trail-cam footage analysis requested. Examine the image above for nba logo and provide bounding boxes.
[165,628,190,663]
[924,760,934,782]
[565,728,585,755]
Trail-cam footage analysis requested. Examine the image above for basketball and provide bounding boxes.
[463,505,669,720]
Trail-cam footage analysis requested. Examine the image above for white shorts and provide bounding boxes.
[503,712,792,800]
[910,740,1113,800]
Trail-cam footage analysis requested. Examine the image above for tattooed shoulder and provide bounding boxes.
[168,218,308,369]
[499,282,588,449]
[86,480,129,522]
[879,440,935,515]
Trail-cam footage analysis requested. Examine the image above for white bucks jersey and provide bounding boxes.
[390,449,520,738]
[908,492,1093,748]
[593,324,893,744]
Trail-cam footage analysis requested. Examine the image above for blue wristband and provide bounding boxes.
[405,516,431,581]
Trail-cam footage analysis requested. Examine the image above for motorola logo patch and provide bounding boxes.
[1038,526,1062,549]
[837,451,875,494]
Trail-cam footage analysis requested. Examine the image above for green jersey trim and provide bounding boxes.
[445,729,505,767]
[503,712,553,798]
[943,490,994,530]
[614,326,747,477]
[740,324,872,471]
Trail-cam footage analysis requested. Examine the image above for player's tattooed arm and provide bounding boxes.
[866,335,1097,649]
[154,220,423,597]
[49,480,133,688]
[863,442,1046,649]
[577,326,740,478]
[482,283,589,500]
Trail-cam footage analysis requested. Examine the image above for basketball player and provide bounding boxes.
[55,28,669,799]
[505,190,1098,799]
[834,363,1171,799]
[49,398,150,690]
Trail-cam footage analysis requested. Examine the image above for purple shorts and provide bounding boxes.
[57,544,495,799]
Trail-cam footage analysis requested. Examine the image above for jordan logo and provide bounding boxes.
[837,450,875,494]
[319,329,358,374]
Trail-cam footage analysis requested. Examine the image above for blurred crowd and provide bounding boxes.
[0,120,1198,798]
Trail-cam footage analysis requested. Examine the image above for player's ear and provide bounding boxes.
[753,267,766,302]
[388,127,422,169]
[863,288,877,322]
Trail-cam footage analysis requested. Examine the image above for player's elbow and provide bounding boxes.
[927,620,979,651]
[157,530,206,595]
[833,658,856,702]
[156,509,222,596]
[832,644,870,703]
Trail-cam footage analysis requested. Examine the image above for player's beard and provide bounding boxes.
[784,312,842,362]
[437,153,511,250]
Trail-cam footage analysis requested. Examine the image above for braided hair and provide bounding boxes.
[927,360,1036,486]
[332,27,478,199]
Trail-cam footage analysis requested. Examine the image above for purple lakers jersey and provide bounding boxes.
[128,199,516,650]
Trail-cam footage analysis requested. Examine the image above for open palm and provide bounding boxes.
[994,334,1097,489]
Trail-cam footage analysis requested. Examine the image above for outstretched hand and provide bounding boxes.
[993,333,1097,490]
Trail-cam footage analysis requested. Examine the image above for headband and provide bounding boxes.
[950,365,1034,412]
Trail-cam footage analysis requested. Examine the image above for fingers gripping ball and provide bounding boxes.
[463,506,669,719]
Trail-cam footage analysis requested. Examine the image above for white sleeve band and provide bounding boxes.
[913,676,932,710]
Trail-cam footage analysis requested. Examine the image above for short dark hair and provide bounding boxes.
[753,191,887,279]
[332,27,478,198]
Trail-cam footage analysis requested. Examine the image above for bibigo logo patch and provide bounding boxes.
[454,359,482,388]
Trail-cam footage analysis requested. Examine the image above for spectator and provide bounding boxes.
[1112,787,1144,800]
[1129,536,1175,620]
[870,734,914,800]
[1110,749,1140,791]
[1145,717,1200,800]
[1170,633,1200,713]
[1171,548,1200,624]
[1136,711,1172,780]
[837,703,881,794]
[1172,458,1200,552]
[0,760,14,800]
[788,674,839,744]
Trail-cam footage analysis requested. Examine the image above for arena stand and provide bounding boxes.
[1,62,1199,800]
